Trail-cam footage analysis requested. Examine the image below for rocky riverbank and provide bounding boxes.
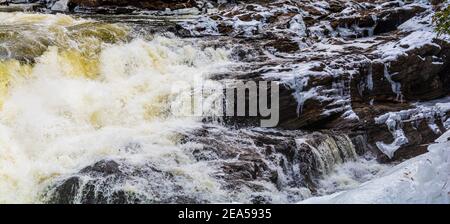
[1,0,449,203]
[173,0,450,162]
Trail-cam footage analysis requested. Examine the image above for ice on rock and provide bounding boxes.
[263,62,330,116]
[374,99,450,158]
[366,64,374,91]
[51,0,69,11]
[357,62,374,96]
[291,77,313,115]
[376,129,409,159]
[342,109,360,120]
[232,19,262,37]
[375,112,409,158]
[289,14,307,37]
[383,64,403,102]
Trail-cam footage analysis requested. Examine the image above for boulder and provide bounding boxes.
[45,160,206,204]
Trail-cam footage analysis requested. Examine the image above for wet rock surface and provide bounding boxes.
[46,160,207,204]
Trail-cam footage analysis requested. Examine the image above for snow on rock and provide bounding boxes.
[372,4,444,62]
[374,100,450,158]
[300,130,450,204]
[179,16,219,36]
[374,30,438,62]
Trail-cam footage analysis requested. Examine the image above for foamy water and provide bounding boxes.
[0,12,230,203]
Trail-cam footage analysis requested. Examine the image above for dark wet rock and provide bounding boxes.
[265,38,299,53]
[80,160,122,176]
[250,194,272,204]
[48,176,81,204]
[45,160,207,204]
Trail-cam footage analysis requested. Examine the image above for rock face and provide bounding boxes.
[177,0,450,161]
[68,0,197,10]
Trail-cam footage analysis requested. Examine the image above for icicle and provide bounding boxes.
[366,64,373,91]
[383,63,403,102]
[291,77,313,116]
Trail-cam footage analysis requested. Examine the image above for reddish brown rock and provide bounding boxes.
[69,0,197,10]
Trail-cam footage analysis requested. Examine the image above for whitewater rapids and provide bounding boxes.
[1,10,448,204]
[0,12,229,203]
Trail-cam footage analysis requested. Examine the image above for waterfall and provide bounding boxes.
[296,133,358,177]
[0,12,229,203]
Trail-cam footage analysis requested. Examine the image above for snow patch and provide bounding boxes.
[375,30,438,61]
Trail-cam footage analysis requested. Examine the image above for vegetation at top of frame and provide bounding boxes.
[434,5,450,36]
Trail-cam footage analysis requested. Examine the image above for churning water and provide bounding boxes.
[0,12,232,203]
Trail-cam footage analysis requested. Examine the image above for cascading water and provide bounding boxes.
[296,134,359,177]
[0,12,230,203]
[0,10,390,204]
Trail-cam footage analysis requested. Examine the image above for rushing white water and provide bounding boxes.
[315,155,389,196]
[0,12,230,203]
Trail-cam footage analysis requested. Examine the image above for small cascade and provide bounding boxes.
[296,134,358,176]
